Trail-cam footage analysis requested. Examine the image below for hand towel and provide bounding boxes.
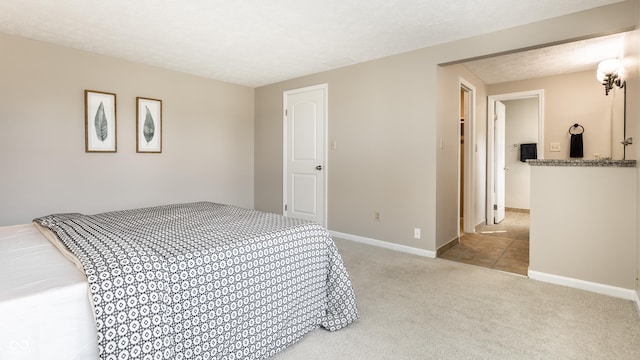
[570,133,583,158]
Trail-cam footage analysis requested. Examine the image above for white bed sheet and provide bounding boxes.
[0,224,98,359]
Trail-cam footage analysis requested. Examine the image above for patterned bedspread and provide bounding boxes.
[34,202,358,359]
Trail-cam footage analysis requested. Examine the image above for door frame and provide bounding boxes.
[282,83,329,227]
[486,89,544,225]
[459,78,476,235]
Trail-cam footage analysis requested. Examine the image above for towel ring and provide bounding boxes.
[569,123,584,135]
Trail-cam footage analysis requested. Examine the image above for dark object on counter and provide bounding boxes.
[520,143,537,162]
[569,124,584,158]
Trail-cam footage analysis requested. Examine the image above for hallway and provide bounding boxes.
[440,210,529,275]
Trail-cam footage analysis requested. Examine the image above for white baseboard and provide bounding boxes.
[528,270,638,302]
[329,231,436,259]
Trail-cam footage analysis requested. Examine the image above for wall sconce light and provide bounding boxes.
[596,58,625,95]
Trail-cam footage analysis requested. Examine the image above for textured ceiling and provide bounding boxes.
[0,0,624,87]
[464,32,628,84]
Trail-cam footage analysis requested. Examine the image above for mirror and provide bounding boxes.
[610,80,626,160]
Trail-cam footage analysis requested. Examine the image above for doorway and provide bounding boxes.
[282,84,328,226]
[442,90,542,275]
[487,90,544,225]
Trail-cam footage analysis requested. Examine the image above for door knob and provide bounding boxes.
[315,165,323,170]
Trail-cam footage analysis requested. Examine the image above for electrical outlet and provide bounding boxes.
[414,227,421,239]
[374,211,380,221]
[549,142,561,152]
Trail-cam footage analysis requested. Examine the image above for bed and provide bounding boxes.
[1,202,358,359]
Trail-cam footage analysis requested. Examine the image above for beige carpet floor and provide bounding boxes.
[272,238,640,359]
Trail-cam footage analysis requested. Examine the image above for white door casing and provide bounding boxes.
[283,84,327,225]
[494,100,506,224]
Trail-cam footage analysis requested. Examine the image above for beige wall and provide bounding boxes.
[255,1,638,252]
[256,55,438,250]
[530,166,636,289]
[0,33,255,226]
[489,70,619,160]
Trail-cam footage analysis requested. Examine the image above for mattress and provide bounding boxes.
[0,224,98,359]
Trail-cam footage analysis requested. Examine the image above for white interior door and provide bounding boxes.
[283,84,327,225]
[494,100,506,224]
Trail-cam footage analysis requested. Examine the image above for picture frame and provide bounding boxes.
[85,90,117,152]
[136,97,162,153]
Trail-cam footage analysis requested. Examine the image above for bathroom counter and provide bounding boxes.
[527,159,636,167]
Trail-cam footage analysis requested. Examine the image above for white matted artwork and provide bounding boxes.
[85,90,117,152]
[136,97,162,153]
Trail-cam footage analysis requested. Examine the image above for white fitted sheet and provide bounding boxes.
[0,224,98,359]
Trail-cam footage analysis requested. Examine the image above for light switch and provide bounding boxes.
[549,142,561,152]
[330,140,337,150]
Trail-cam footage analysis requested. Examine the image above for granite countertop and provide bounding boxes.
[527,159,636,167]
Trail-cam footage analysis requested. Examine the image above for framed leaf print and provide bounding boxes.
[136,97,162,153]
[85,90,117,152]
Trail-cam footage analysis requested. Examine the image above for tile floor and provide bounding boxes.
[440,210,530,275]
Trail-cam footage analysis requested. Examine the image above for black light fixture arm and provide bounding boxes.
[603,73,625,96]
